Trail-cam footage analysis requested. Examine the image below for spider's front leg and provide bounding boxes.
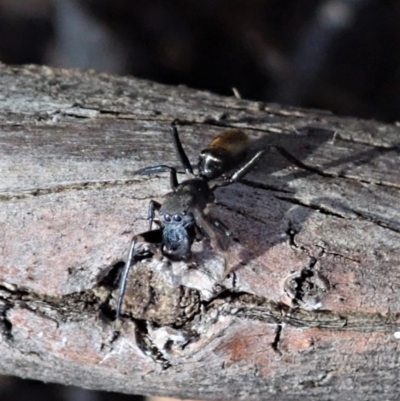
[134,165,180,190]
[169,120,194,175]
[116,229,163,319]
[147,200,161,230]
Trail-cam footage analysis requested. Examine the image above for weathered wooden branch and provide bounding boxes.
[0,64,399,400]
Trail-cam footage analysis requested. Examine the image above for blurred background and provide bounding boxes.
[1,0,399,399]
[1,0,400,122]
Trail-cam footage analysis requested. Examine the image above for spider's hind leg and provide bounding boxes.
[192,207,231,277]
[210,149,266,190]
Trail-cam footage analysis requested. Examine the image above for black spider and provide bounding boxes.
[116,120,265,318]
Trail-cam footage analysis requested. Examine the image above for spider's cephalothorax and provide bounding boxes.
[116,120,265,318]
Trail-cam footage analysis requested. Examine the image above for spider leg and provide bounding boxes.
[147,200,161,230]
[170,120,194,175]
[116,229,163,319]
[192,207,230,274]
[210,149,266,190]
[134,165,179,190]
[210,145,298,189]
[228,149,266,182]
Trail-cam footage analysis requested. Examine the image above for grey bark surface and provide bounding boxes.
[0,64,399,400]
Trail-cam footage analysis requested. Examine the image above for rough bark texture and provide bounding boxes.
[0,64,399,400]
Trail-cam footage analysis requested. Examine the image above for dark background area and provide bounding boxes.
[1,0,399,400]
[2,0,400,122]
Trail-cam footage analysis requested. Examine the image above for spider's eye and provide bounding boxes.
[208,160,216,169]
[173,214,182,222]
[164,214,172,222]
[206,158,222,174]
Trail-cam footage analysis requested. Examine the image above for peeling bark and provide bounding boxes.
[0,64,399,401]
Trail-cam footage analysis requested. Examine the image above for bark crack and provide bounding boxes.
[278,146,400,190]
[276,195,346,219]
[278,194,400,234]
[0,302,13,341]
[271,323,283,354]
[240,179,294,194]
[213,200,270,226]
[330,132,400,150]
[1,269,399,371]
[0,179,151,201]
[133,320,172,369]
[210,293,400,333]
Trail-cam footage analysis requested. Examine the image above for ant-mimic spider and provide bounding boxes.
[116,120,266,318]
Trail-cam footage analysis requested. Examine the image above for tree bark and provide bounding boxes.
[0,64,399,401]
